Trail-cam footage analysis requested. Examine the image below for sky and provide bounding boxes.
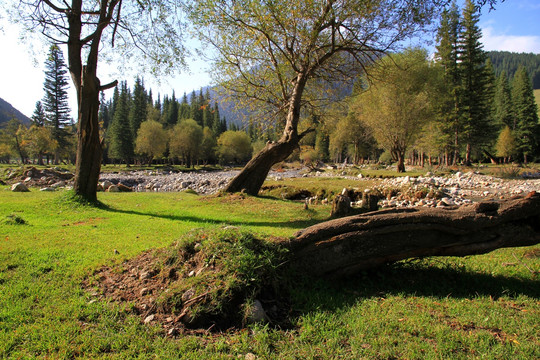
[1,0,539,119]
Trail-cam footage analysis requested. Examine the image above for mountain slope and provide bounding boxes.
[0,97,31,126]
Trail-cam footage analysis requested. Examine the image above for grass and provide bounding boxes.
[1,184,539,359]
[534,89,540,119]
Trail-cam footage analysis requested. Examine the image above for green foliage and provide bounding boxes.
[107,82,134,163]
[512,67,539,162]
[488,51,540,89]
[495,126,517,161]
[217,130,253,164]
[169,119,204,167]
[352,49,434,172]
[2,213,27,225]
[135,120,167,163]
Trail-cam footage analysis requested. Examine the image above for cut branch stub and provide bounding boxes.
[289,192,540,278]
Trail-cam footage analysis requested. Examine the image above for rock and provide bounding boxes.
[331,195,351,217]
[245,300,267,324]
[144,314,155,324]
[11,183,30,192]
[107,185,120,192]
[101,180,114,190]
[51,181,66,188]
[40,187,55,192]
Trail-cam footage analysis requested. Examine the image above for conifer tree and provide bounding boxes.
[493,71,514,129]
[434,1,461,164]
[459,0,491,165]
[31,101,46,127]
[107,82,134,164]
[42,44,72,164]
[130,77,147,138]
[512,67,539,163]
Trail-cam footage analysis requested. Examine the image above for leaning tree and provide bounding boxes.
[189,0,501,195]
[7,0,186,202]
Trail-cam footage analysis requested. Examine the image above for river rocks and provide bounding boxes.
[11,182,30,192]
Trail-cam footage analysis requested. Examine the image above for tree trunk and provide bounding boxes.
[225,139,299,195]
[396,151,405,172]
[289,192,540,278]
[225,73,308,195]
[73,68,102,203]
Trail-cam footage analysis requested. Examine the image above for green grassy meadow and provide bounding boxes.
[1,185,539,359]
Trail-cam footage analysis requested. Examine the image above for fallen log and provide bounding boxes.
[290,192,540,278]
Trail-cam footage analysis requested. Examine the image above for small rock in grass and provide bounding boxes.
[11,182,30,192]
[144,314,155,324]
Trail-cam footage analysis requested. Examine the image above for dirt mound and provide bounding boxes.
[84,229,291,335]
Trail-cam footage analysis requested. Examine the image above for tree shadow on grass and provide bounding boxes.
[290,261,540,315]
[100,203,322,231]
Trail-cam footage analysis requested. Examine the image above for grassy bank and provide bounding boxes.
[1,186,539,359]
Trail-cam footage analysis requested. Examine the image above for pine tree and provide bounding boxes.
[130,77,147,138]
[42,44,71,164]
[434,1,461,164]
[493,71,514,129]
[31,101,46,127]
[459,0,490,165]
[512,67,539,163]
[107,82,134,164]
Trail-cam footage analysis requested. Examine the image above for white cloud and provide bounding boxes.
[481,26,540,54]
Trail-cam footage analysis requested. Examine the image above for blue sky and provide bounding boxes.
[1,0,539,119]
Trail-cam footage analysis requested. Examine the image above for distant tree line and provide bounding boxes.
[488,51,540,89]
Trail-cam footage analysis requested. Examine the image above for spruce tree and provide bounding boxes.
[512,67,539,163]
[31,101,46,127]
[107,82,134,164]
[459,0,490,165]
[42,44,71,164]
[130,77,147,138]
[434,1,461,164]
[493,71,514,129]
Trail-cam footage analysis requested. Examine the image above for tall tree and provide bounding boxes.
[9,0,186,202]
[42,44,72,164]
[434,1,462,164]
[130,77,147,138]
[107,82,134,164]
[352,49,434,173]
[512,66,539,163]
[459,0,492,165]
[493,71,514,129]
[189,0,446,195]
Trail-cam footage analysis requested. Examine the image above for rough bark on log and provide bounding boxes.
[290,192,540,278]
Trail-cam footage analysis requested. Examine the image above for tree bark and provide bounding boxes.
[289,192,540,278]
[225,139,299,195]
[225,73,308,195]
[73,68,103,203]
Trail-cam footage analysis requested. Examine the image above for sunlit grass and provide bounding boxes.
[1,185,538,359]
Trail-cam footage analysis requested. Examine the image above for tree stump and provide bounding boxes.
[331,195,351,217]
[361,192,380,212]
[290,192,540,278]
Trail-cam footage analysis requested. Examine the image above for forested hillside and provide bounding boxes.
[487,51,540,89]
[0,97,31,125]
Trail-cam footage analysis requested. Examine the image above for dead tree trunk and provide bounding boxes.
[289,192,540,278]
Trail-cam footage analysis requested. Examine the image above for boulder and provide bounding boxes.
[107,185,120,192]
[101,180,114,191]
[11,183,30,192]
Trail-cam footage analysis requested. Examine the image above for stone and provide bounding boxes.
[51,181,66,188]
[144,314,155,324]
[11,183,30,192]
[331,195,351,217]
[245,300,266,324]
[101,180,114,190]
[107,185,120,192]
[40,187,55,192]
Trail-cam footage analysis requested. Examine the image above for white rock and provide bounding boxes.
[144,314,155,324]
[11,183,30,192]
[107,185,120,192]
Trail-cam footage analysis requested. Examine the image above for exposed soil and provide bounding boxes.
[83,231,292,336]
